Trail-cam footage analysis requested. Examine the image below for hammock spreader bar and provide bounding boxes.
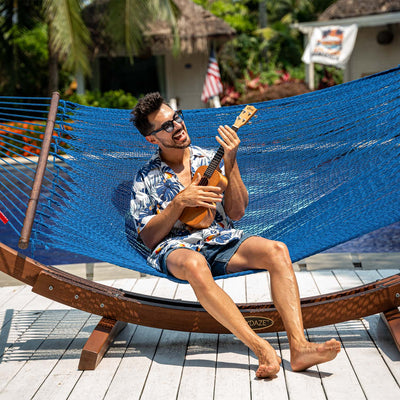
[18,92,60,249]
[1,242,399,370]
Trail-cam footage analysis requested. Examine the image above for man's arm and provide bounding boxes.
[216,125,249,220]
[139,174,223,250]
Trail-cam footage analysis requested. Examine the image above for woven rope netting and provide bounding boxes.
[1,67,399,279]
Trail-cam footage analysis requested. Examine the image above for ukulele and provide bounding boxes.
[179,105,257,229]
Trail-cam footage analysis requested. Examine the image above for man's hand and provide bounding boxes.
[175,173,223,210]
[216,125,240,168]
[215,125,249,221]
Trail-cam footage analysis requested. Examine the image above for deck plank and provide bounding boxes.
[213,275,253,400]
[104,278,161,400]
[311,270,367,400]
[245,272,288,399]
[0,269,399,399]
[3,309,89,400]
[0,285,25,307]
[333,270,400,400]
[280,271,330,400]
[177,332,218,400]
[357,270,400,386]
[176,281,217,400]
[0,308,69,394]
[31,313,96,400]
[139,278,189,400]
[66,280,136,400]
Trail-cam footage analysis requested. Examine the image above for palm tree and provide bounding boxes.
[43,0,179,93]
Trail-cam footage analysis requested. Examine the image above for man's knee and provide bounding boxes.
[258,239,291,269]
[167,250,212,284]
[270,240,288,256]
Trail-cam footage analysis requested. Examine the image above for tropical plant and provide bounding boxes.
[0,0,48,95]
[43,0,180,92]
[0,0,180,95]
[194,0,338,94]
[67,89,138,109]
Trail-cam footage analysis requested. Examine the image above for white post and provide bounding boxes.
[309,62,315,90]
[169,98,178,110]
[211,95,221,108]
[304,31,315,90]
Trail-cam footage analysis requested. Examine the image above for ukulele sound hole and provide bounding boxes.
[199,177,209,186]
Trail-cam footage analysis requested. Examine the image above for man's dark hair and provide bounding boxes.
[131,92,169,136]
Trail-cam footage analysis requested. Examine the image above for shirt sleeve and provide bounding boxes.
[130,171,157,235]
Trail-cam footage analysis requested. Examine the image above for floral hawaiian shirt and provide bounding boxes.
[130,145,244,272]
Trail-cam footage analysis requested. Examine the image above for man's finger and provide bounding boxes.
[192,173,202,185]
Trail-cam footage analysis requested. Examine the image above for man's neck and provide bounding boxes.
[159,146,190,168]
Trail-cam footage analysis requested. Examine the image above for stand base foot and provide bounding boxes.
[78,317,127,370]
[381,308,400,352]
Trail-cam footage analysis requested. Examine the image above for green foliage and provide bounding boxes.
[13,24,48,59]
[0,23,51,96]
[208,1,257,33]
[196,0,339,92]
[314,64,343,88]
[0,0,341,97]
[258,20,303,67]
[67,90,138,109]
[43,0,92,76]
[0,0,181,95]
[193,0,259,33]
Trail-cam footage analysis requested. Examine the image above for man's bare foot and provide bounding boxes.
[290,338,341,372]
[254,341,282,379]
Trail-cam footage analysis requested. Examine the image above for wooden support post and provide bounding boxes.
[19,92,60,249]
[381,308,400,352]
[78,317,127,370]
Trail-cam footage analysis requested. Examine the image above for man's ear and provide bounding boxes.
[145,135,158,145]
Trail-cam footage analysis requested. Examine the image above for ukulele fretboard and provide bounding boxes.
[198,126,239,186]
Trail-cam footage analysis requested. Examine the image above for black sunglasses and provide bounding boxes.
[147,110,184,136]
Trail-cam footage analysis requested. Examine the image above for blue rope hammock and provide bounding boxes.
[1,67,399,281]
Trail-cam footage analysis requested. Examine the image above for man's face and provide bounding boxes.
[146,104,191,150]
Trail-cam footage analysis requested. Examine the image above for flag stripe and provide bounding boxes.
[202,56,223,103]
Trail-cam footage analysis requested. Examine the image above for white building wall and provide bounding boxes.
[165,52,210,110]
[345,24,400,81]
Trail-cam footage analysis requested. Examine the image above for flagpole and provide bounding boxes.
[211,96,221,108]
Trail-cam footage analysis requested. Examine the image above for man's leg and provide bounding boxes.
[166,248,281,378]
[226,236,340,371]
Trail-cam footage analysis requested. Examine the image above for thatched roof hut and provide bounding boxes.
[319,0,400,20]
[83,0,235,57]
[82,0,236,109]
[146,0,235,54]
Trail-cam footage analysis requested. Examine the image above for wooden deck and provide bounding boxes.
[0,268,399,399]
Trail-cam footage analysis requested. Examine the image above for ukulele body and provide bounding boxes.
[178,104,257,229]
[179,165,228,229]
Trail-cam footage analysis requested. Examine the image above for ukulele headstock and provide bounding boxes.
[233,105,257,129]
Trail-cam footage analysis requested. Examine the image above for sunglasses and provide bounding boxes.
[147,110,184,136]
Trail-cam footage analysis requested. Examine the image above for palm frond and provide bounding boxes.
[150,0,180,56]
[106,0,181,62]
[43,0,91,75]
[105,0,151,62]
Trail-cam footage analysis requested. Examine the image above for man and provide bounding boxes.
[130,92,340,379]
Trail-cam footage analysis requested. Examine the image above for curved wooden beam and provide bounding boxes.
[1,242,400,334]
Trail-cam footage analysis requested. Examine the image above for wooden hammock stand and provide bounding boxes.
[1,93,399,371]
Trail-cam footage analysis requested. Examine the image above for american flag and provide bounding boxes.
[201,52,223,103]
